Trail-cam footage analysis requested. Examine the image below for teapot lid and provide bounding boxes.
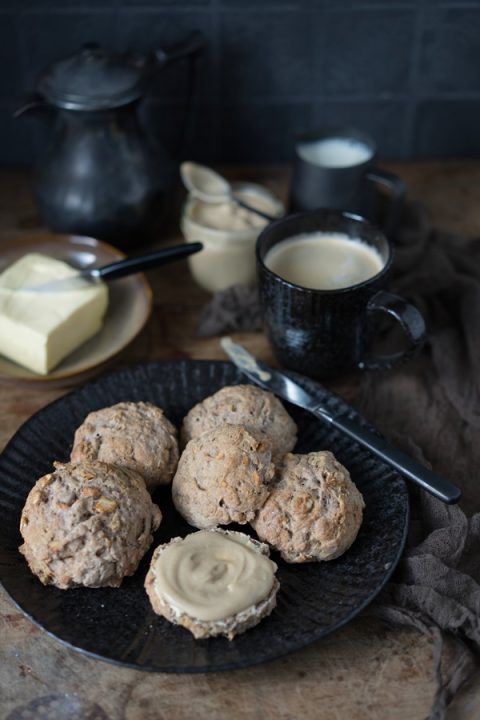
[37,43,149,111]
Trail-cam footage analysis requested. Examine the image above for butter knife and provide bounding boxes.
[23,242,203,292]
[220,337,461,505]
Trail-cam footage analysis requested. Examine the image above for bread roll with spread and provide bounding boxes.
[145,528,279,640]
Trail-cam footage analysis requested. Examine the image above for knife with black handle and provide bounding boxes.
[221,337,461,505]
[24,242,203,292]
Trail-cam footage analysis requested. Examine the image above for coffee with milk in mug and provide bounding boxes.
[264,232,384,290]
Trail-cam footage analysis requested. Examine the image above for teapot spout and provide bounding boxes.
[14,93,48,118]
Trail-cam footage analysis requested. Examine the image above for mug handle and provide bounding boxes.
[360,290,426,370]
[366,168,406,238]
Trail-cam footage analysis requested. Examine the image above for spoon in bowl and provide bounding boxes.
[180,161,275,223]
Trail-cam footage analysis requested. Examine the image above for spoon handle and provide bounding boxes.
[234,197,276,223]
[94,243,203,281]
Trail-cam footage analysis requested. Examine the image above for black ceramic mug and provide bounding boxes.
[256,208,426,380]
[290,127,405,238]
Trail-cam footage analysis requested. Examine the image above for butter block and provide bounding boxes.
[0,253,108,375]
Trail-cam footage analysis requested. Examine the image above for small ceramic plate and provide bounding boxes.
[0,234,152,385]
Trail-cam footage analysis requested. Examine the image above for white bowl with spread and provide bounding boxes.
[181,182,284,293]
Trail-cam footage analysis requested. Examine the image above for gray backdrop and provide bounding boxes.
[0,0,479,165]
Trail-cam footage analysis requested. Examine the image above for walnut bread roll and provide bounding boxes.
[251,451,365,563]
[70,401,179,491]
[145,528,279,640]
[172,425,275,529]
[181,384,297,462]
[19,460,162,589]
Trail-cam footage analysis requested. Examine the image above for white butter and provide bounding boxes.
[0,253,108,375]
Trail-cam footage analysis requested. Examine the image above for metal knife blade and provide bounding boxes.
[220,337,326,415]
[24,270,100,293]
[220,337,462,505]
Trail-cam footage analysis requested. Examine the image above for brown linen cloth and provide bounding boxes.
[196,202,480,720]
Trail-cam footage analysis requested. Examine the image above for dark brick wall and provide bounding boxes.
[1,1,480,165]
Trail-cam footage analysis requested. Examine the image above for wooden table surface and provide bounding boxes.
[1,162,480,720]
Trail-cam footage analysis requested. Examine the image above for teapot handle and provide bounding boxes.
[154,30,204,67]
[14,93,49,117]
[152,31,205,159]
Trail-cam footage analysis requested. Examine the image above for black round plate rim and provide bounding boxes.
[0,359,409,673]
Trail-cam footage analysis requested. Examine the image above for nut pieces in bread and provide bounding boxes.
[71,401,179,492]
[181,384,297,462]
[19,460,162,589]
[172,425,275,529]
[251,451,365,563]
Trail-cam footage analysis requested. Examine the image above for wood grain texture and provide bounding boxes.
[0,164,479,720]
[0,589,436,720]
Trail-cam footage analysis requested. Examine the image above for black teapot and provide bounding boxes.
[16,33,204,248]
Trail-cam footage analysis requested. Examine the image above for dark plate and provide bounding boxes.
[0,361,409,672]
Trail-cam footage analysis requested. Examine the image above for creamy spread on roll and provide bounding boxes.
[152,530,277,621]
